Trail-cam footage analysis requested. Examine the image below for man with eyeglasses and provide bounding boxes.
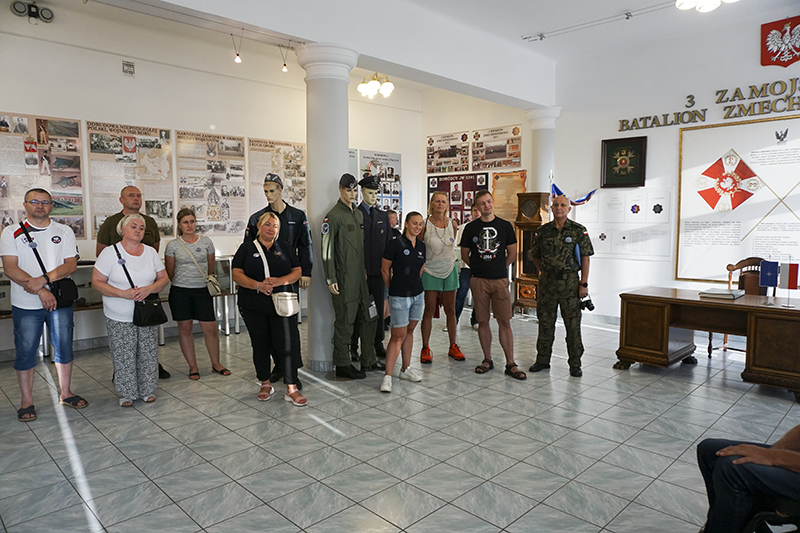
[0,188,88,421]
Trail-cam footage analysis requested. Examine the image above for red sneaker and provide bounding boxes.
[448,344,465,361]
[420,345,433,364]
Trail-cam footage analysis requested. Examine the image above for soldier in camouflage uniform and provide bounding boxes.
[321,174,378,379]
[528,195,593,377]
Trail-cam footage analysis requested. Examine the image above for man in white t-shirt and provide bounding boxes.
[0,188,88,422]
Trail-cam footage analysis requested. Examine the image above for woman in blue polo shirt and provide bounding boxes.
[380,212,426,392]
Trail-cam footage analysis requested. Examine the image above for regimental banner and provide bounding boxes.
[359,150,403,220]
[471,125,522,171]
[176,131,245,236]
[426,132,470,174]
[248,138,306,219]
[88,122,172,238]
[678,115,800,282]
[762,16,800,68]
[427,173,488,225]
[0,113,85,238]
[492,170,527,223]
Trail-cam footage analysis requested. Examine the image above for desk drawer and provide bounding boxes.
[671,304,748,335]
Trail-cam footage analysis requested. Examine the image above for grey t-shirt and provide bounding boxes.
[165,235,216,288]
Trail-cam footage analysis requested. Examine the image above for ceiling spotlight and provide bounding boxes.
[282,63,288,72]
[10,1,54,24]
[230,29,243,64]
[279,45,289,73]
[357,73,395,99]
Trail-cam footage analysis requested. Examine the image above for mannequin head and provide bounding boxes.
[263,173,284,205]
[361,187,379,206]
[358,174,381,207]
[338,173,358,205]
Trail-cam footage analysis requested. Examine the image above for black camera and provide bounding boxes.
[580,295,594,312]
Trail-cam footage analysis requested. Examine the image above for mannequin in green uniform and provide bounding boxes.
[321,174,379,379]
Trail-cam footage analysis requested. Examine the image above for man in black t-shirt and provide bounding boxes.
[459,190,526,380]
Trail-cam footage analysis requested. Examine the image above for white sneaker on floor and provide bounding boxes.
[400,367,422,382]
[380,375,392,392]
[442,326,448,332]
[472,323,479,331]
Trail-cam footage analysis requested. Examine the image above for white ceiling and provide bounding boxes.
[402,0,799,62]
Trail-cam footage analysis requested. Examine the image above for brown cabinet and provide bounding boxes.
[513,192,550,310]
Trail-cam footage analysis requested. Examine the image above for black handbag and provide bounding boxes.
[113,244,168,327]
[19,222,78,308]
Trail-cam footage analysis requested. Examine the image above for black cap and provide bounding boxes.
[263,173,283,188]
[358,174,381,190]
[339,173,357,189]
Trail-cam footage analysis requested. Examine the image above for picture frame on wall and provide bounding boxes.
[600,136,647,188]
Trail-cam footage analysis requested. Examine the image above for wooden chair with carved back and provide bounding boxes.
[708,257,775,356]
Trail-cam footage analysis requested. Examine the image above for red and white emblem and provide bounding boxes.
[696,149,761,212]
[762,16,800,67]
[123,136,137,154]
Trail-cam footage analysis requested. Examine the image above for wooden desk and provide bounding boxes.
[616,287,800,398]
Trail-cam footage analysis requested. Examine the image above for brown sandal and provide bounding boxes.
[475,359,494,374]
[505,363,527,380]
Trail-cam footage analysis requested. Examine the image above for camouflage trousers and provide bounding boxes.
[535,273,584,368]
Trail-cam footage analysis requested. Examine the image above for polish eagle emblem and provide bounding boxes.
[765,22,800,63]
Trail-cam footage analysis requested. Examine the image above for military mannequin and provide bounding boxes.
[350,174,392,363]
[321,174,380,379]
[245,173,313,387]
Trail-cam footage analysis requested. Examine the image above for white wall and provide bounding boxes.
[0,0,427,349]
[554,7,799,318]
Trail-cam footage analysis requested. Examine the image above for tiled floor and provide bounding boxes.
[1,312,798,532]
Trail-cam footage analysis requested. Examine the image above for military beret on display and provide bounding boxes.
[263,173,283,188]
[339,173,358,189]
[358,174,380,190]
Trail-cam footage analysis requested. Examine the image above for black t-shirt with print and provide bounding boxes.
[382,234,426,297]
[459,216,516,279]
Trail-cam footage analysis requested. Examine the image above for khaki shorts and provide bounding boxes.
[470,277,512,322]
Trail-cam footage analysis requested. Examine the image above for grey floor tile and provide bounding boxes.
[602,444,674,478]
[237,463,314,502]
[605,502,698,533]
[153,462,231,501]
[269,481,355,529]
[368,446,439,480]
[372,418,435,445]
[505,505,601,532]
[132,445,206,479]
[0,460,67,500]
[89,481,172,527]
[553,430,620,459]
[0,479,83,527]
[210,446,282,479]
[289,446,361,480]
[187,432,255,461]
[362,482,446,529]
[452,481,536,528]
[306,504,400,533]
[491,462,569,501]
[634,479,707,526]
[332,431,400,461]
[105,503,201,533]
[405,431,473,461]
[177,481,262,529]
[323,463,400,502]
[405,504,500,533]
[524,445,597,478]
[5,503,104,533]
[407,463,484,501]
[543,480,628,527]
[205,504,300,533]
[71,462,150,500]
[445,445,518,479]
[266,431,327,461]
[575,461,653,500]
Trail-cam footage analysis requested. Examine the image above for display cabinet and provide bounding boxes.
[514,192,550,310]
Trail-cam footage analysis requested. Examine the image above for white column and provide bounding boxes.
[526,106,561,193]
[296,43,358,372]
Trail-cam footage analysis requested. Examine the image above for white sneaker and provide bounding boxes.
[472,323,479,331]
[400,367,422,382]
[380,375,392,392]
[442,326,448,332]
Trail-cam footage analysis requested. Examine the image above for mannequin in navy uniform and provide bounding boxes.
[350,174,392,364]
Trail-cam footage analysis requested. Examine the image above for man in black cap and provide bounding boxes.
[350,174,391,363]
[321,173,379,379]
[245,173,313,387]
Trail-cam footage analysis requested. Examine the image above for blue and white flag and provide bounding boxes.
[759,260,780,287]
[551,183,597,206]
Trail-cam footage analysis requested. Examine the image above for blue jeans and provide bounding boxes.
[12,306,74,371]
[454,268,477,326]
[697,438,800,532]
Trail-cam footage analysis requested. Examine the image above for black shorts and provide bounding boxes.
[168,286,216,322]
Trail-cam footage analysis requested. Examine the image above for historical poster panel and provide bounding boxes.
[426,132,470,174]
[360,150,402,220]
[177,130,246,236]
[471,125,522,171]
[0,113,86,237]
[678,115,800,282]
[427,172,488,224]
[492,170,527,223]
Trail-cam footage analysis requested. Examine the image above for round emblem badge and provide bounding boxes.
[117,258,126,265]
[28,241,37,249]
[403,249,410,256]
[565,237,572,243]
[195,248,202,253]
[472,236,478,243]
[51,235,62,244]
[321,222,329,235]
[253,253,260,258]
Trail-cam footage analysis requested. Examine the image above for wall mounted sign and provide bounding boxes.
[762,15,800,68]
[600,136,647,188]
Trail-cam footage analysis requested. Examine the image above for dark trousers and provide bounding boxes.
[351,274,386,349]
[454,268,477,326]
[239,306,301,385]
[697,438,800,533]
[536,274,583,368]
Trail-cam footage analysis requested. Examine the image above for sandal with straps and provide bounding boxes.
[475,358,494,374]
[505,363,527,380]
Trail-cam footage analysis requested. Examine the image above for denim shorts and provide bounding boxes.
[389,292,424,328]
[12,306,74,371]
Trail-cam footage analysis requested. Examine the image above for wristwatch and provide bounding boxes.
[580,282,588,288]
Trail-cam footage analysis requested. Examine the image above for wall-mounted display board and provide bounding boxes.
[177,131,245,236]
[1,113,85,237]
[359,150,402,220]
[426,132,470,174]
[88,122,172,237]
[427,172,488,224]
[471,125,522,171]
[492,170,527,223]
[248,138,306,217]
[677,115,800,282]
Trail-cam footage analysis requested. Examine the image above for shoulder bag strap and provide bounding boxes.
[18,222,49,277]
[112,244,136,289]
[176,237,208,280]
[254,240,271,280]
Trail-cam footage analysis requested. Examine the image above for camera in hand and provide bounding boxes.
[580,295,594,312]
